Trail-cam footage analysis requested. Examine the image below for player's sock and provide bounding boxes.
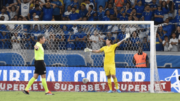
[113,78,119,90]
[42,78,49,92]
[25,77,36,91]
[108,78,112,90]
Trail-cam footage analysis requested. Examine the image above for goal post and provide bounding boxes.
[0,21,163,93]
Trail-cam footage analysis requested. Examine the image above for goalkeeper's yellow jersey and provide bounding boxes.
[34,42,44,60]
[100,44,118,65]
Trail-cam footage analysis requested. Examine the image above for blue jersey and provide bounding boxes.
[97,11,105,21]
[119,16,128,21]
[71,1,79,9]
[75,31,86,49]
[103,16,110,21]
[64,0,71,11]
[142,11,153,21]
[95,0,108,10]
[51,1,62,15]
[0,33,10,49]
[117,13,122,19]
[174,0,180,9]
[69,13,81,20]
[131,37,140,47]
[142,43,150,51]
[66,34,76,50]
[154,10,164,23]
[79,10,88,18]
[29,9,41,19]
[156,37,163,51]
[162,7,169,14]
[163,25,172,37]
[135,5,144,18]
[88,10,95,21]
[105,8,114,15]
[126,9,132,15]
[42,7,54,21]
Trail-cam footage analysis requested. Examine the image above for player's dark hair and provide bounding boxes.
[37,35,44,41]
[107,37,113,44]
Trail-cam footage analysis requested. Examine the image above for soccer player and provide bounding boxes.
[84,32,130,93]
[23,35,54,95]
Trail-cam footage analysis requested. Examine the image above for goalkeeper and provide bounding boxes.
[84,33,130,93]
[23,35,54,95]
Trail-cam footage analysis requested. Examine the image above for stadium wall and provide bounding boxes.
[0,66,179,92]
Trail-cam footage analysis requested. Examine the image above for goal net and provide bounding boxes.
[0,21,164,93]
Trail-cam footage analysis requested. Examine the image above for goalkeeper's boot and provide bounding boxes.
[23,90,29,95]
[45,91,54,95]
[107,90,113,93]
[116,89,121,93]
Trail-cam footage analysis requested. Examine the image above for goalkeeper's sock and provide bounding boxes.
[108,78,112,91]
[25,77,36,91]
[113,77,119,90]
[42,78,49,92]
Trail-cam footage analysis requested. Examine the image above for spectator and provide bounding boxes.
[176,26,180,38]
[64,0,71,11]
[116,7,124,20]
[28,4,41,20]
[86,5,95,21]
[174,9,180,26]
[69,7,82,21]
[156,32,163,51]
[142,37,150,51]
[150,0,158,14]
[161,1,169,21]
[97,5,105,21]
[75,27,87,49]
[0,8,9,21]
[104,32,115,43]
[134,0,144,19]
[125,2,132,16]
[115,0,124,10]
[89,30,100,50]
[95,0,108,11]
[119,11,128,21]
[63,5,72,17]
[71,25,78,34]
[99,32,105,47]
[31,24,42,37]
[105,3,114,15]
[0,31,10,49]
[51,0,62,21]
[129,8,138,21]
[11,33,21,50]
[154,6,164,25]
[130,31,140,50]
[174,0,180,17]
[41,2,56,21]
[162,36,169,51]
[47,32,56,50]
[103,10,110,21]
[71,0,79,10]
[169,33,178,52]
[85,0,94,11]
[79,4,88,18]
[56,30,66,50]
[7,4,19,20]
[14,0,33,17]
[163,18,172,37]
[62,25,69,35]
[142,5,153,21]
[67,30,76,50]
[21,33,31,49]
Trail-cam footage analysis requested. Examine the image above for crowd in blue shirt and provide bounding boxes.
[0,0,180,51]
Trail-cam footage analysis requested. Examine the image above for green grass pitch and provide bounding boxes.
[0,91,179,101]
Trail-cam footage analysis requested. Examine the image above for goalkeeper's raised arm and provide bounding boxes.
[84,33,130,53]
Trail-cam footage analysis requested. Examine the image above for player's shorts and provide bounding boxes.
[104,64,116,76]
[34,60,46,75]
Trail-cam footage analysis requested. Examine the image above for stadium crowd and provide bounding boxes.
[0,0,180,51]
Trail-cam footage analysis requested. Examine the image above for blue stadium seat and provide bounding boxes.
[0,53,25,65]
[31,54,86,66]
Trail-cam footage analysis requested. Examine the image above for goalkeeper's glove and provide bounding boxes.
[84,48,92,52]
[125,33,130,40]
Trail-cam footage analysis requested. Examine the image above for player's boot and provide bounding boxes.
[23,90,29,95]
[45,91,54,95]
[107,90,113,93]
[116,89,121,93]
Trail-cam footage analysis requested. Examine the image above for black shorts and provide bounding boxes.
[34,60,46,75]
